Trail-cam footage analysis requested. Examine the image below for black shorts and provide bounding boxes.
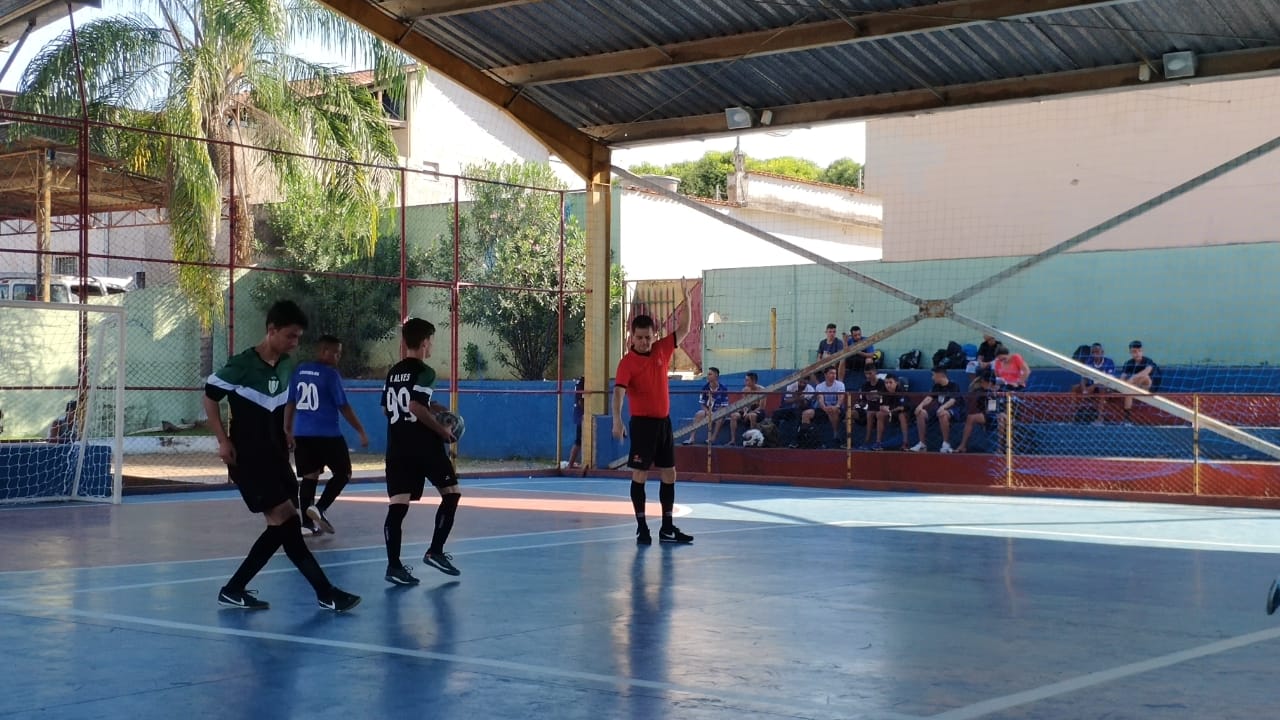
[293,436,352,478]
[628,416,674,470]
[386,444,457,500]
[573,420,583,446]
[229,453,297,514]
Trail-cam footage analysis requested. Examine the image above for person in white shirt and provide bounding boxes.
[801,366,847,441]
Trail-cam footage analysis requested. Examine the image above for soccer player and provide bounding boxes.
[382,318,461,585]
[204,300,360,612]
[612,304,694,546]
[284,335,369,535]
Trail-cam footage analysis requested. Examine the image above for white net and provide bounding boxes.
[0,300,125,504]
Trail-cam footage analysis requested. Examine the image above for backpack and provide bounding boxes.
[795,424,822,449]
[757,419,780,448]
[934,341,967,370]
[898,349,922,370]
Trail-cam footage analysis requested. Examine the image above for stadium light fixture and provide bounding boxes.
[724,106,756,130]
[1162,51,1197,80]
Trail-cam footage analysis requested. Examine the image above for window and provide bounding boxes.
[54,256,77,275]
[380,91,405,123]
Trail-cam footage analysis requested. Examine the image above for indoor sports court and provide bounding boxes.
[2,477,1278,719]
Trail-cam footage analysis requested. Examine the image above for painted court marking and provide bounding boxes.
[0,601,916,720]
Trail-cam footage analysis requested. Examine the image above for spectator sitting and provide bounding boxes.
[817,323,844,374]
[843,325,877,377]
[992,345,1031,390]
[729,372,765,445]
[955,369,998,453]
[802,366,847,442]
[853,365,887,448]
[975,333,1000,372]
[49,400,80,444]
[1070,343,1115,424]
[911,367,962,453]
[772,371,818,427]
[685,367,731,445]
[875,373,911,451]
[1119,340,1161,423]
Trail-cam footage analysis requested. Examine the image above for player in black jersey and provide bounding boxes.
[382,318,461,585]
[204,300,359,612]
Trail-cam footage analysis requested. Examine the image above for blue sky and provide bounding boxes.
[0,4,865,167]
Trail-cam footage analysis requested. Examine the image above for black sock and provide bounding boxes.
[226,525,283,591]
[298,477,318,515]
[384,503,409,566]
[428,493,461,554]
[630,481,647,528]
[317,473,350,513]
[276,516,333,597]
[659,482,675,529]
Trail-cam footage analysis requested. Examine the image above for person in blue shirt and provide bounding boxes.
[844,325,877,377]
[1071,342,1116,423]
[284,335,369,535]
[816,323,844,365]
[683,367,731,445]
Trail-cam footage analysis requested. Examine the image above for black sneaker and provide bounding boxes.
[218,587,269,610]
[659,526,694,544]
[318,587,361,613]
[1268,580,1280,616]
[301,522,322,536]
[423,551,461,576]
[637,526,652,545]
[306,506,335,534]
[385,563,420,586]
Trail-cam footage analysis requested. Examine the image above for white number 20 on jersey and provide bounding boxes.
[385,386,412,423]
[295,382,320,411]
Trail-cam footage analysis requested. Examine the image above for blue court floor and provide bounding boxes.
[3,477,1280,719]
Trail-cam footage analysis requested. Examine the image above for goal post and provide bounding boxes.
[0,300,125,504]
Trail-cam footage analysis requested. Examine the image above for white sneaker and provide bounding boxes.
[910,442,926,452]
[940,443,954,454]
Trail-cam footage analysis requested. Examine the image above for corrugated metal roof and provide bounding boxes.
[385,0,1280,140]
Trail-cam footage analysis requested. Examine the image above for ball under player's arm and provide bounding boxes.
[409,399,455,442]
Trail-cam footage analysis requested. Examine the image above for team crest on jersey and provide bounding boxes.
[269,377,279,394]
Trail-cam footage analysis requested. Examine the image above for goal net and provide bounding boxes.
[0,300,125,504]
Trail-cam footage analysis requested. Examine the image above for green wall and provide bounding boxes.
[703,242,1280,373]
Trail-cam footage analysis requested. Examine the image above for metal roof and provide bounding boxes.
[329,0,1280,160]
[0,0,97,48]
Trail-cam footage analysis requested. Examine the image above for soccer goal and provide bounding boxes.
[0,300,125,504]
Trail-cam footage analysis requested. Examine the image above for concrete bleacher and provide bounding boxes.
[653,365,1280,459]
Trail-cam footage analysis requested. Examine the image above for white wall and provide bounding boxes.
[618,189,882,281]
[868,74,1280,262]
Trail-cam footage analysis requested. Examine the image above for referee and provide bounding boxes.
[611,298,694,546]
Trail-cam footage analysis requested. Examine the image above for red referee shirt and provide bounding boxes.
[615,333,676,418]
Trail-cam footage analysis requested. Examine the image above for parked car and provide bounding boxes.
[0,273,135,302]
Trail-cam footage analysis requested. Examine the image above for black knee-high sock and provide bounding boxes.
[630,481,647,527]
[317,473,350,513]
[384,503,409,566]
[277,516,333,596]
[226,526,283,591]
[299,477,318,514]
[428,494,461,554]
[659,482,675,529]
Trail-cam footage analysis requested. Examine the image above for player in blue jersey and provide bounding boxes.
[284,335,369,535]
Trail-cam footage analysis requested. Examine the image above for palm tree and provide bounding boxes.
[15,0,418,373]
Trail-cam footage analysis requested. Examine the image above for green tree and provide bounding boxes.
[747,156,822,181]
[628,151,734,199]
[250,184,427,378]
[821,157,864,188]
[15,0,418,373]
[426,160,585,380]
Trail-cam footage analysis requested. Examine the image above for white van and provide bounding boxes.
[0,273,135,302]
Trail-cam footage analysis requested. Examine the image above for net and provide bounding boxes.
[0,300,125,504]
[611,74,1280,499]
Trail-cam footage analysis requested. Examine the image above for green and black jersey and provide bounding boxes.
[205,347,294,457]
[383,357,441,464]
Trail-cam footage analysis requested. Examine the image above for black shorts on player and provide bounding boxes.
[627,415,675,470]
[230,456,298,514]
[293,436,352,478]
[386,446,457,500]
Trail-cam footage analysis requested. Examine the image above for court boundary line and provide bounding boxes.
[0,601,921,720]
[929,625,1280,720]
